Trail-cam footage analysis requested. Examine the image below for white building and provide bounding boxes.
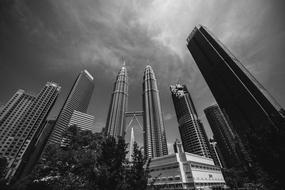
[69,110,95,132]
[61,110,95,147]
[148,140,227,190]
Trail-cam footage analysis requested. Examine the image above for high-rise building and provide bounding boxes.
[0,82,61,181]
[69,110,95,132]
[143,65,168,158]
[209,140,224,168]
[187,25,285,183]
[0,90,36,154]
[19,119,56,179]
[170,84,211,158]
[105,64,128,138]
[204,105,242,168]
[49,70,94,144]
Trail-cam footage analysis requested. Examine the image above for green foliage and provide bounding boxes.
[14,125,150,190]
[222,167,250,188]
[126,142,149,190]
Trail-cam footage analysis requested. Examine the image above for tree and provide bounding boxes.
[127,142,149,190]
[14,125,150,190]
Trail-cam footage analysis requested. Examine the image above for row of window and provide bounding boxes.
[150,165,179,172]
[190,163,220,171]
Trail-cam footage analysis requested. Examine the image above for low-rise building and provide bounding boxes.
[148,140,227,190]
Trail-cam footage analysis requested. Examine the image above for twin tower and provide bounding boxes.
[105,64,168,158]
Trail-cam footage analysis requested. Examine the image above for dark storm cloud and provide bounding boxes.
[1,0,285,151]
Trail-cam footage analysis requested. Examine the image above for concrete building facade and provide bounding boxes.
[0,82,60,181]
[148,140,226,190]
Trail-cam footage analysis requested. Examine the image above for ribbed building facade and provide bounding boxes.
[0,82,60,181]
[69,110,95,132]
[187,25,285,184]
[143,65,168,158]
[204,105,242,168]
[49,70,94,144]
[170,84,210,158]
[0,90,36,156]
[105,65,128,138]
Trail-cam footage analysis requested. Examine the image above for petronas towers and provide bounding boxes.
[105,64,168,158]
[143,66,168,157]
[105,64,128,137]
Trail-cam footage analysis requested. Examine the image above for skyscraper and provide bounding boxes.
[209,140,224,168]
[105,64,128,138]
[0,82,61,181]
[0,90,36,155]
[143,65,168,158]
[187,25,285,184]
[204,105,241,168]
[170,84,211,158]
[49,70,94,144]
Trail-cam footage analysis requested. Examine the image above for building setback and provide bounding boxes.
[105,64,128,138]
[0,82,61,181]
[187,25,285,184]
[143,65,168,158]
[170,84,211,158]
[48,70,94,144]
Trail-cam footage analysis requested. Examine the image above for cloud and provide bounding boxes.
[1,0,285,146]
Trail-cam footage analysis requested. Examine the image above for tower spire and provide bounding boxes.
[122,57,126,67]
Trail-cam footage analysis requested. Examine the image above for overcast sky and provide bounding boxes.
[1,0,285,153]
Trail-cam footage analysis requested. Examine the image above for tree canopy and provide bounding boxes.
[9,125,150,190]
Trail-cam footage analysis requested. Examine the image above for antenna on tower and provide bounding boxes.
[121,56,126,67]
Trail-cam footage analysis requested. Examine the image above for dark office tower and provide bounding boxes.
[143,65,168,158]
[49,70,94,144]
[1,82,60,181]
[105,64,128,138]
[204,105,241,168]
[187,25,285,184]
[170,84,211,158]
